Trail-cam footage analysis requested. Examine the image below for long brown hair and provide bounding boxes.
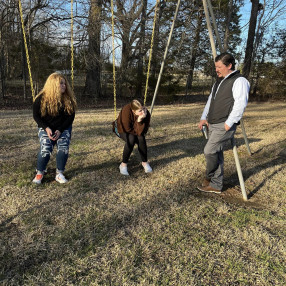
[35,72,77,117]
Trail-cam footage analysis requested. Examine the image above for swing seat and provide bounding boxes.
[112,120,120,138]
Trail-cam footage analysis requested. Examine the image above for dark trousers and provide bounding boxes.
[204,122,236,190]
[120,133,147,163]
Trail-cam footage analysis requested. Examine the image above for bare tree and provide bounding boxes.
[223,0,234,51]
[115,0,143,96]
[84,0,102,100]
[243,0,263,78]
[135,0,147,98]
[151,0,165,79]
[185,7,203,95]
[248,0,286,95]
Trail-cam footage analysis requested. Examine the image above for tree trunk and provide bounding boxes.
[0,45,6,99]
[136,0,147,98]
[116,0,130,97]
[84,0,102,100]
[250,4,265,79]
[243,0,260,78]
[118,31,130,97]
[0,29,5,99]
[185,9,203,95]
[223,0,233,51]
[151,0,165,79]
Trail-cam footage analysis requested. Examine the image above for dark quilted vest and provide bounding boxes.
[208,71,243,124]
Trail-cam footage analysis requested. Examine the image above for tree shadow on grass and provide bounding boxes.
[149,137,204,156]
[1,144,280,283]
[226,145,285,200]
[0,176,210,282]
[1,135,282,282]
[219,136,261,153]
[67,137,204,179]
[247,164,284,199]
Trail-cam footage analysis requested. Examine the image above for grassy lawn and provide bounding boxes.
[0,102,285,285]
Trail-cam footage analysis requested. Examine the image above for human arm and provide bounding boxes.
[33,96,49,131]
[225,77,250,130]
[137,107,147,122]
[119,105,136,134]
[198,88,213,129]
[33,96,57,140]
[134,109,150,135]
[58,112,75,133]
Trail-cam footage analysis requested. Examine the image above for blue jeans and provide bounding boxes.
[36,127,72,172]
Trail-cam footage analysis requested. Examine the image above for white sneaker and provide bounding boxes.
[119,164,129,176]
[55,173,68,184]
[142,162,152,173]
[32,172,44,184]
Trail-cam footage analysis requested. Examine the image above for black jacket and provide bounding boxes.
[33,94,75,132]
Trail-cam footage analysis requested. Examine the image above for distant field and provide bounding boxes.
[0,102,285,285]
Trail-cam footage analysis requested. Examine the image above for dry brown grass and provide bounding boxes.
[0,102,285,285]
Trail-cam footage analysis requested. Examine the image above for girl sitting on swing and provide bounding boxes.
[32,72,77,184]
[114,99,152,176]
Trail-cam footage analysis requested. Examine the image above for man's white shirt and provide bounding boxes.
[201,70,250,128]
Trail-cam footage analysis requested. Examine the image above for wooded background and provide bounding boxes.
[0,0,286,105]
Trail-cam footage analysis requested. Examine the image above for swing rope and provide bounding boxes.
[111,0,117,120]
[18,0,35,100]
[71,0,74,91]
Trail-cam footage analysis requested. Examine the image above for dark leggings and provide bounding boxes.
[120,133,147,163]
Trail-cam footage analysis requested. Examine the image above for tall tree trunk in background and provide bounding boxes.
[250,4,265,78]
[0,45,6,99]
[0,29,5,99]
[84,0,102,100]
[243,0,260,78]
[117,1,130,97]
[223,0,233,51]
[113,0,143,97]
[118,29,130,97]
[136,0,147,98]
[185,9,203,95]
[151,0,165,79]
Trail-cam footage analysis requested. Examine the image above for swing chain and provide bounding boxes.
[111,0,117,120]
[71,0,74,92]
[18,0,35,100]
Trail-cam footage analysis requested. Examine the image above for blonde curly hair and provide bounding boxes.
[35,72,77,117]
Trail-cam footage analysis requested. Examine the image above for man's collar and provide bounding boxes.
[224,70,239,79]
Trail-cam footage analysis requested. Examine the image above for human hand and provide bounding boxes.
[45,127,61,141]
[198,120,208,130]
[52,130,61,140]
[137,107,147,122]
[45,127,54,140]
[224,123,230,131]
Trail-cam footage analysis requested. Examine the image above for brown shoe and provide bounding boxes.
[197,185,221,194]
[202,178,210,187]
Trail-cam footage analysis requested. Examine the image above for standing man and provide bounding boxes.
[198,52,250,193]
